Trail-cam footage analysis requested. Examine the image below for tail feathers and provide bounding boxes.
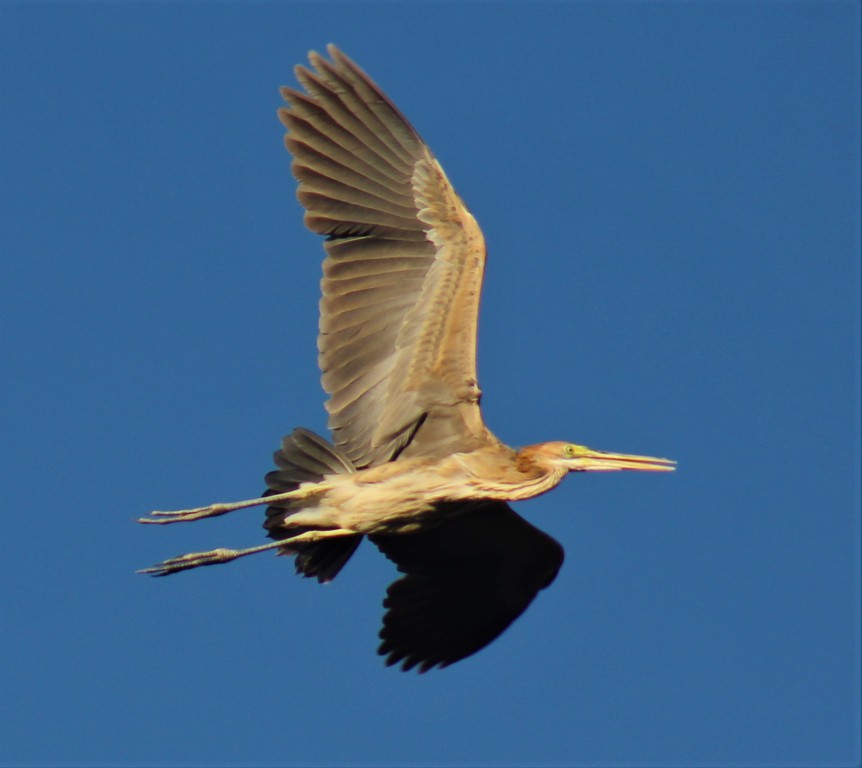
[288,535,363,583]
[265,427,354,491]
[263,428,361,582]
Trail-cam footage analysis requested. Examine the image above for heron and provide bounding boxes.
[139,45,675,672]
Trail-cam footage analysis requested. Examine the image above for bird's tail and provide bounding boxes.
[263,428,361,582]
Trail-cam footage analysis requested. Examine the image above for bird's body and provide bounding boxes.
[139,46,675,672]
[264,443,562,535]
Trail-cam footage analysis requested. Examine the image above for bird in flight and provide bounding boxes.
[139,45,675,672]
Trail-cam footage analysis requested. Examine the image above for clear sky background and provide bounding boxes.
[1,2,859,766]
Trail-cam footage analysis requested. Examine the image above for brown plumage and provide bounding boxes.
[138,46,675,672]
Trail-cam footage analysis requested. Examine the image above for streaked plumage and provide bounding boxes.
[139,46,675,672]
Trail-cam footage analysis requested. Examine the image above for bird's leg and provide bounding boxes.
[138,527,357,576]
[137,540,284,576]
[137,488,306,525]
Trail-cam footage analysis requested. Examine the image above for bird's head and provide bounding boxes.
[526,441,676,474]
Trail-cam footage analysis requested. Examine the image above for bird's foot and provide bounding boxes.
[137,502,235,525]
[137,547,238,576]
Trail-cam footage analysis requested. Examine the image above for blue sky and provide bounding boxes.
[1,2,859,766]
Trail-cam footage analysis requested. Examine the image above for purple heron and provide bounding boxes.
[139,45,675,672]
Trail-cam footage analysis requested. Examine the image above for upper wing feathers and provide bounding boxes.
[280,45,490,467]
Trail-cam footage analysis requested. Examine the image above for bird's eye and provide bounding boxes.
[563,444,576,457]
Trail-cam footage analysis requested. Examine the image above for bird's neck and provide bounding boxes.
[448,444,567,503]
[503,450,567,501]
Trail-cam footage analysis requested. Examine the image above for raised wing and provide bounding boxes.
[370,502,565,672]
[279,46,491,468]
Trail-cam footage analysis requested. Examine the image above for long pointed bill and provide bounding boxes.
[570,449,676,473]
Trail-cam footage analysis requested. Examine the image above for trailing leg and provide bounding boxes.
[137,527,358,576]
[137,488,306,525]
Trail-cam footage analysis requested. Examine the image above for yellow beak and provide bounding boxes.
[568,448,676,473]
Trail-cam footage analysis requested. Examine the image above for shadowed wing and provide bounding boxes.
[279,46,491,468]
[370,502,565,672]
